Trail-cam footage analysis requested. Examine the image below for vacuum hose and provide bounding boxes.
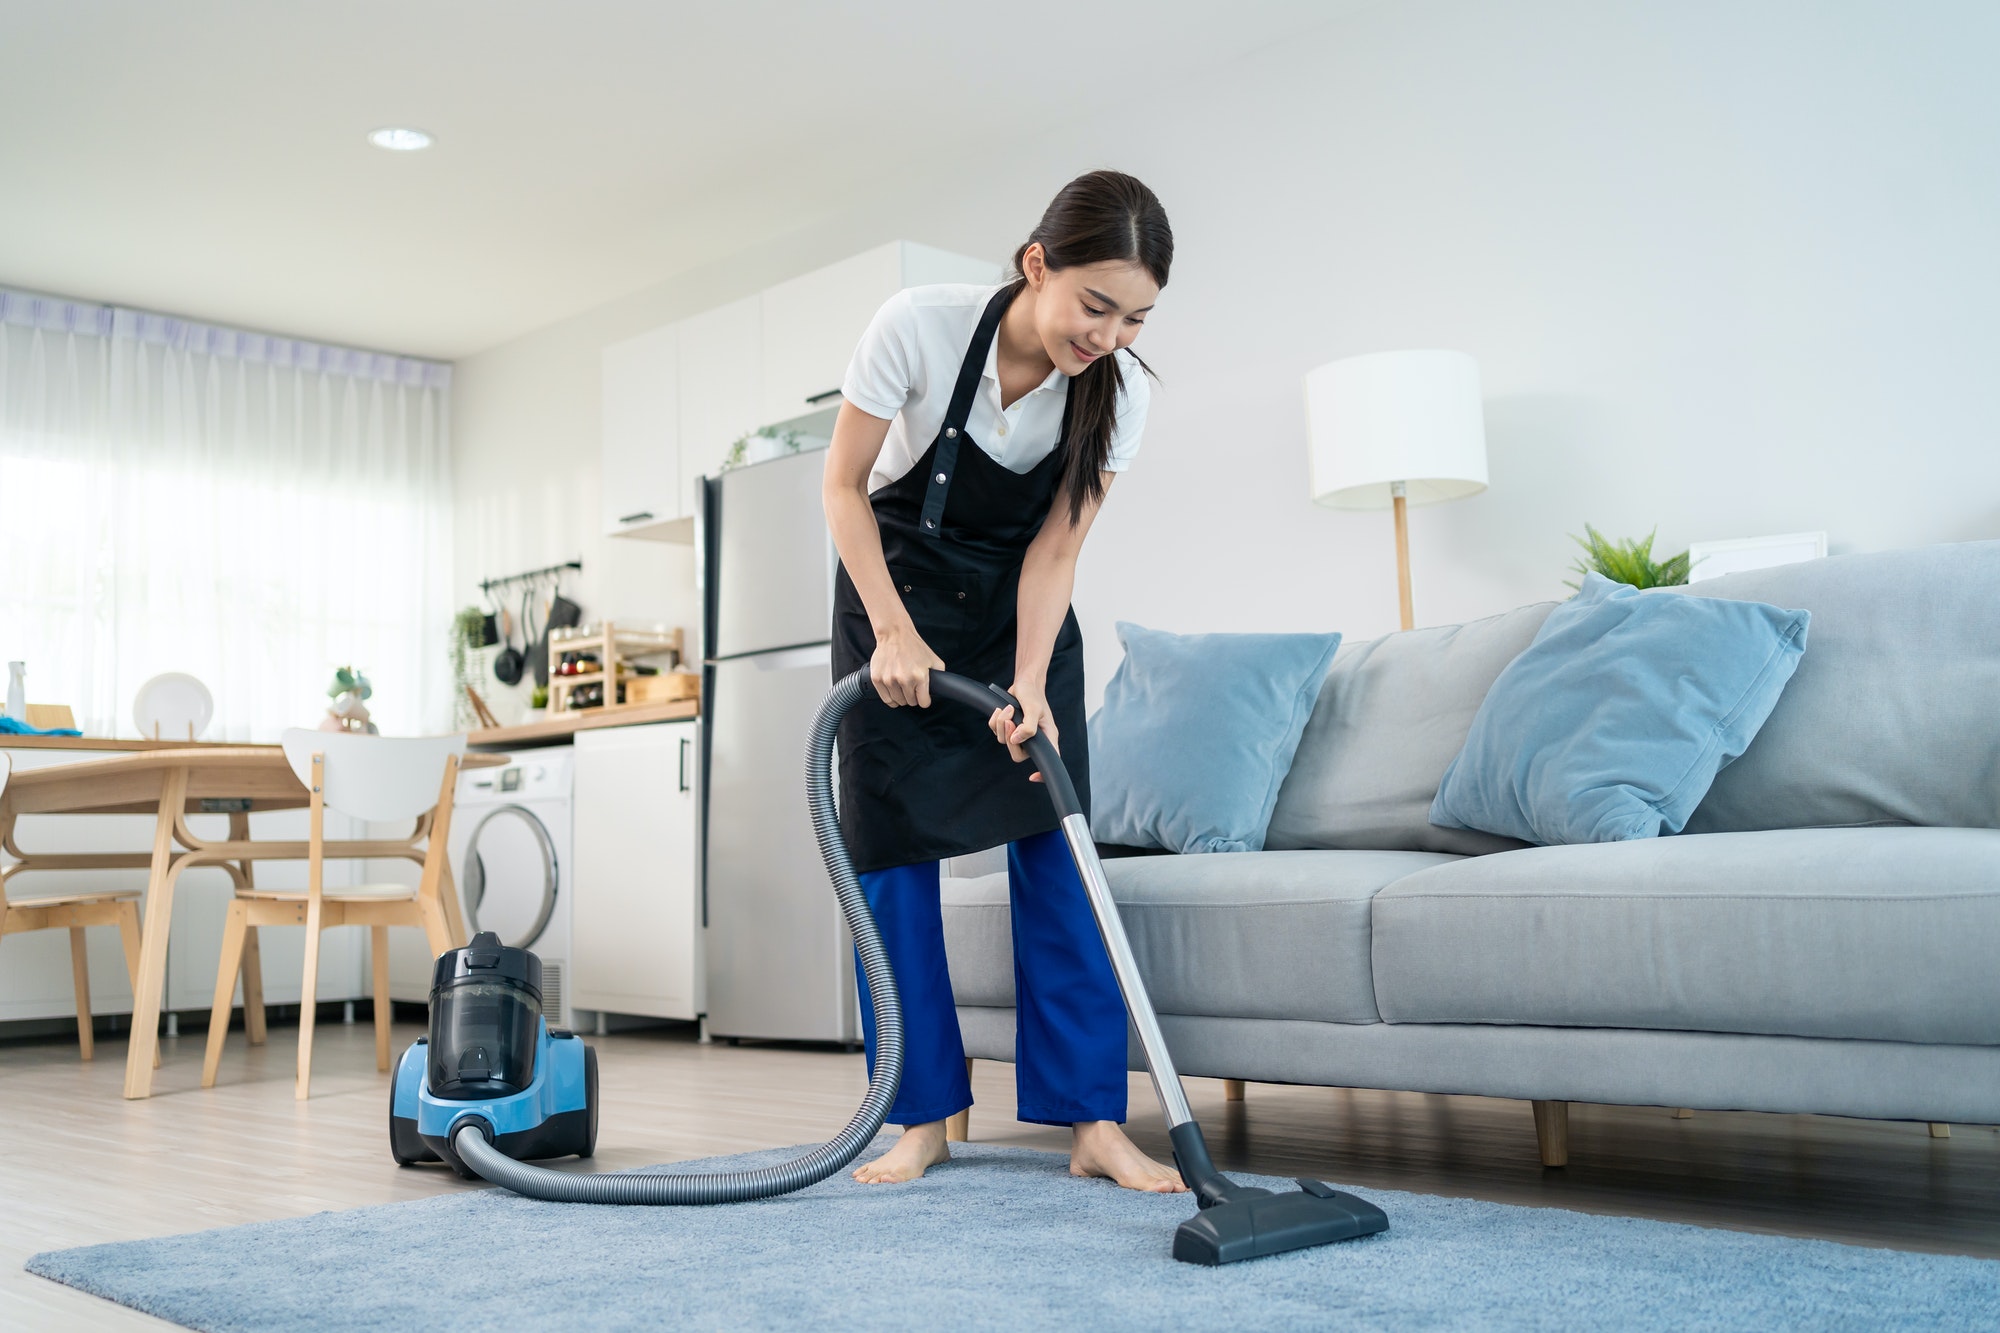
[453,666,907,1203]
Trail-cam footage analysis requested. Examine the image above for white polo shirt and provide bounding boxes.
[841,283,1149,496]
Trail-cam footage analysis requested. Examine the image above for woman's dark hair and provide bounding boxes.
[1008,170,1172,526]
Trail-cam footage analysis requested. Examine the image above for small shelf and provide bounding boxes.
[547,621,695,716]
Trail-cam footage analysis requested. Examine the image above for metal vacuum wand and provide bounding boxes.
[913,670,1389,1264]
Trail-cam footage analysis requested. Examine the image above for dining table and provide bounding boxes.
[0,743,506,1098]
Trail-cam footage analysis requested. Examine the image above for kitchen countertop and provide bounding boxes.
[467,698,698,749]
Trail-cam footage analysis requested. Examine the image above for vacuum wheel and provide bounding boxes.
[579,1043,600,1159]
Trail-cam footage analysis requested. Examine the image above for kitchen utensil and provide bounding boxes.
[493,590,527,686]
[535,591,583,688]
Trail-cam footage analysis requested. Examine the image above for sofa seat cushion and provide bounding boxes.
[942,849,1459,1022]
[1371,827,2000,1045]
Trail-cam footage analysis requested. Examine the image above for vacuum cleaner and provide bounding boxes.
[390,668,1388,1265]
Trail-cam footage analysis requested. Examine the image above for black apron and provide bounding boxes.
[832,283,1091,874]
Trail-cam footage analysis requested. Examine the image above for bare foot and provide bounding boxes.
[851,1120,951,1183]
[1069,1121,1188,1193]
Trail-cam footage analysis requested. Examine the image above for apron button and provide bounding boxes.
[902,584,912,593]
[924,519,936,528]
[957,591,966,600]
[935,472,947,483]
[945,427,958,438]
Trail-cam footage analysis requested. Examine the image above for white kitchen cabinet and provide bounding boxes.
[676,295,762,517]
[757,241,999,428]
[600,323,682,538]
[570,721,702,1021]
[605,241,995,544]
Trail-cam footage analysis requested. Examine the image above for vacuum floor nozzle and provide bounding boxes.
[1172,1180,1390,1266]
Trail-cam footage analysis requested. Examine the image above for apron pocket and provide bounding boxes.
[887,563,973,665]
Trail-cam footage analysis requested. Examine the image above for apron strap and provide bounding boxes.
[920,284,1018,540]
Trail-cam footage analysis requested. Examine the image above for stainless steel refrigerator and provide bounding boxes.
[697,448,858,1044]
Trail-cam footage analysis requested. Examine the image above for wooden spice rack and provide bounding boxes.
[546,622,698,715]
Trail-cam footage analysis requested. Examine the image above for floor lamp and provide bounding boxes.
[1303,350,1489,631]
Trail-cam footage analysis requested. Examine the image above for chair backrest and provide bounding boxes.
[280,729,468,823]
[0,751,10,804]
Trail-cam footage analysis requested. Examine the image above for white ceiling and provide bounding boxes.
[2,2,1337,360]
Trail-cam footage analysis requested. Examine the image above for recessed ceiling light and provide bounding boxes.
[368,127,433,152]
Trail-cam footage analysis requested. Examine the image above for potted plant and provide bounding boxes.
[1566,525,1695,592]
[450,606,488,728]
[721,425,807,471]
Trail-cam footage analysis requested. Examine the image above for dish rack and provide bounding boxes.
[546,622,698,713]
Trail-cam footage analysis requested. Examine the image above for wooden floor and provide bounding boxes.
[6,1021,1998,1329]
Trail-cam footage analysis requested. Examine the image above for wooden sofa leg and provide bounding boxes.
[944,1060,973,1142]
[1532,1100,1569,1167]
[1223,1079,1246,1102]
[1930,1123,1951,1139]
[1673,1108,1694,1120]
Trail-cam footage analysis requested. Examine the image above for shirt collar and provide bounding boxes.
[981,333,1068,398]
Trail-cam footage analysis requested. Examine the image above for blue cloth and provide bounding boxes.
[0,714,81,736]
[1086,622,1342,853]
[856,826,1126,1127]
[1431,573,1811,845]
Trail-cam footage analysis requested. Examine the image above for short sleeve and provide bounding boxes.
[840,289,919,421]
[1103,352,1151,473]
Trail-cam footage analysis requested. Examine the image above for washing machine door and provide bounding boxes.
[460,804,559,949]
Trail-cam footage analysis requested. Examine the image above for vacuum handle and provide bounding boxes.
[925,670,1084,819]
[856,666,1083,819]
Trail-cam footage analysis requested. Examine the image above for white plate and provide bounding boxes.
[133,672,213,741]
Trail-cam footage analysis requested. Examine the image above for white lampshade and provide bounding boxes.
[1304,350,1488,509]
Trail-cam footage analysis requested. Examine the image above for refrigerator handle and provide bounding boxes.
[679,736,691,792]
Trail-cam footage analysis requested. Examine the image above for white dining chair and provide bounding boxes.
[200,730,467,1099]
[0,752,152,1063]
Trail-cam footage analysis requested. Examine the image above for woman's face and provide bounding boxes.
[1022,246,1159,375]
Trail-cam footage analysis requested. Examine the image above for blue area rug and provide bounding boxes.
[28,1139,2000,1331]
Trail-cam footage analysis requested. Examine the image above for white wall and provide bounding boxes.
[455,0,2000,713]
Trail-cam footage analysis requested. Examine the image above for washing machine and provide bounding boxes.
[389,746,575,1028]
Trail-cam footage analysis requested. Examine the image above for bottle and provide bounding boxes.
[5,662,23,720]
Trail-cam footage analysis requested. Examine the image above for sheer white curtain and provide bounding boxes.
[0,290,454,740]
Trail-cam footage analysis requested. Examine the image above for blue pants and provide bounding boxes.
[855,826,1128,1127]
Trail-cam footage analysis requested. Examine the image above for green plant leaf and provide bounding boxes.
[1566,523,1693,591]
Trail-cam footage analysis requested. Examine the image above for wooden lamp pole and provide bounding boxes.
[1390,480,1414,632]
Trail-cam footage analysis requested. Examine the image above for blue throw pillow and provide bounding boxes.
[1088,623,1342,853]
[1430,573,1809,845]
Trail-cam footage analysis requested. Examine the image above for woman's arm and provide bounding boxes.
[822,400,945,709]
[991,473,1116,775]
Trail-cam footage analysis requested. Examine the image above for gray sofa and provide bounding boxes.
[940,541,2000,1162]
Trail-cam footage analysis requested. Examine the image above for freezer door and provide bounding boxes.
[712,449,835,659]
[704,645,857,1042]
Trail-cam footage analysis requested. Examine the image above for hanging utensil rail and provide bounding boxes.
[479,559,583,595]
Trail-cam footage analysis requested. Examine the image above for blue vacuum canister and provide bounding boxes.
[390,931,597,1177]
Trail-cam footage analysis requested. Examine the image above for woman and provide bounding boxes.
[822,170,1181,1191]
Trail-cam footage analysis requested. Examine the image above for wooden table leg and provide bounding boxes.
[113,900,159,1069]
[124,767,188,1099]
